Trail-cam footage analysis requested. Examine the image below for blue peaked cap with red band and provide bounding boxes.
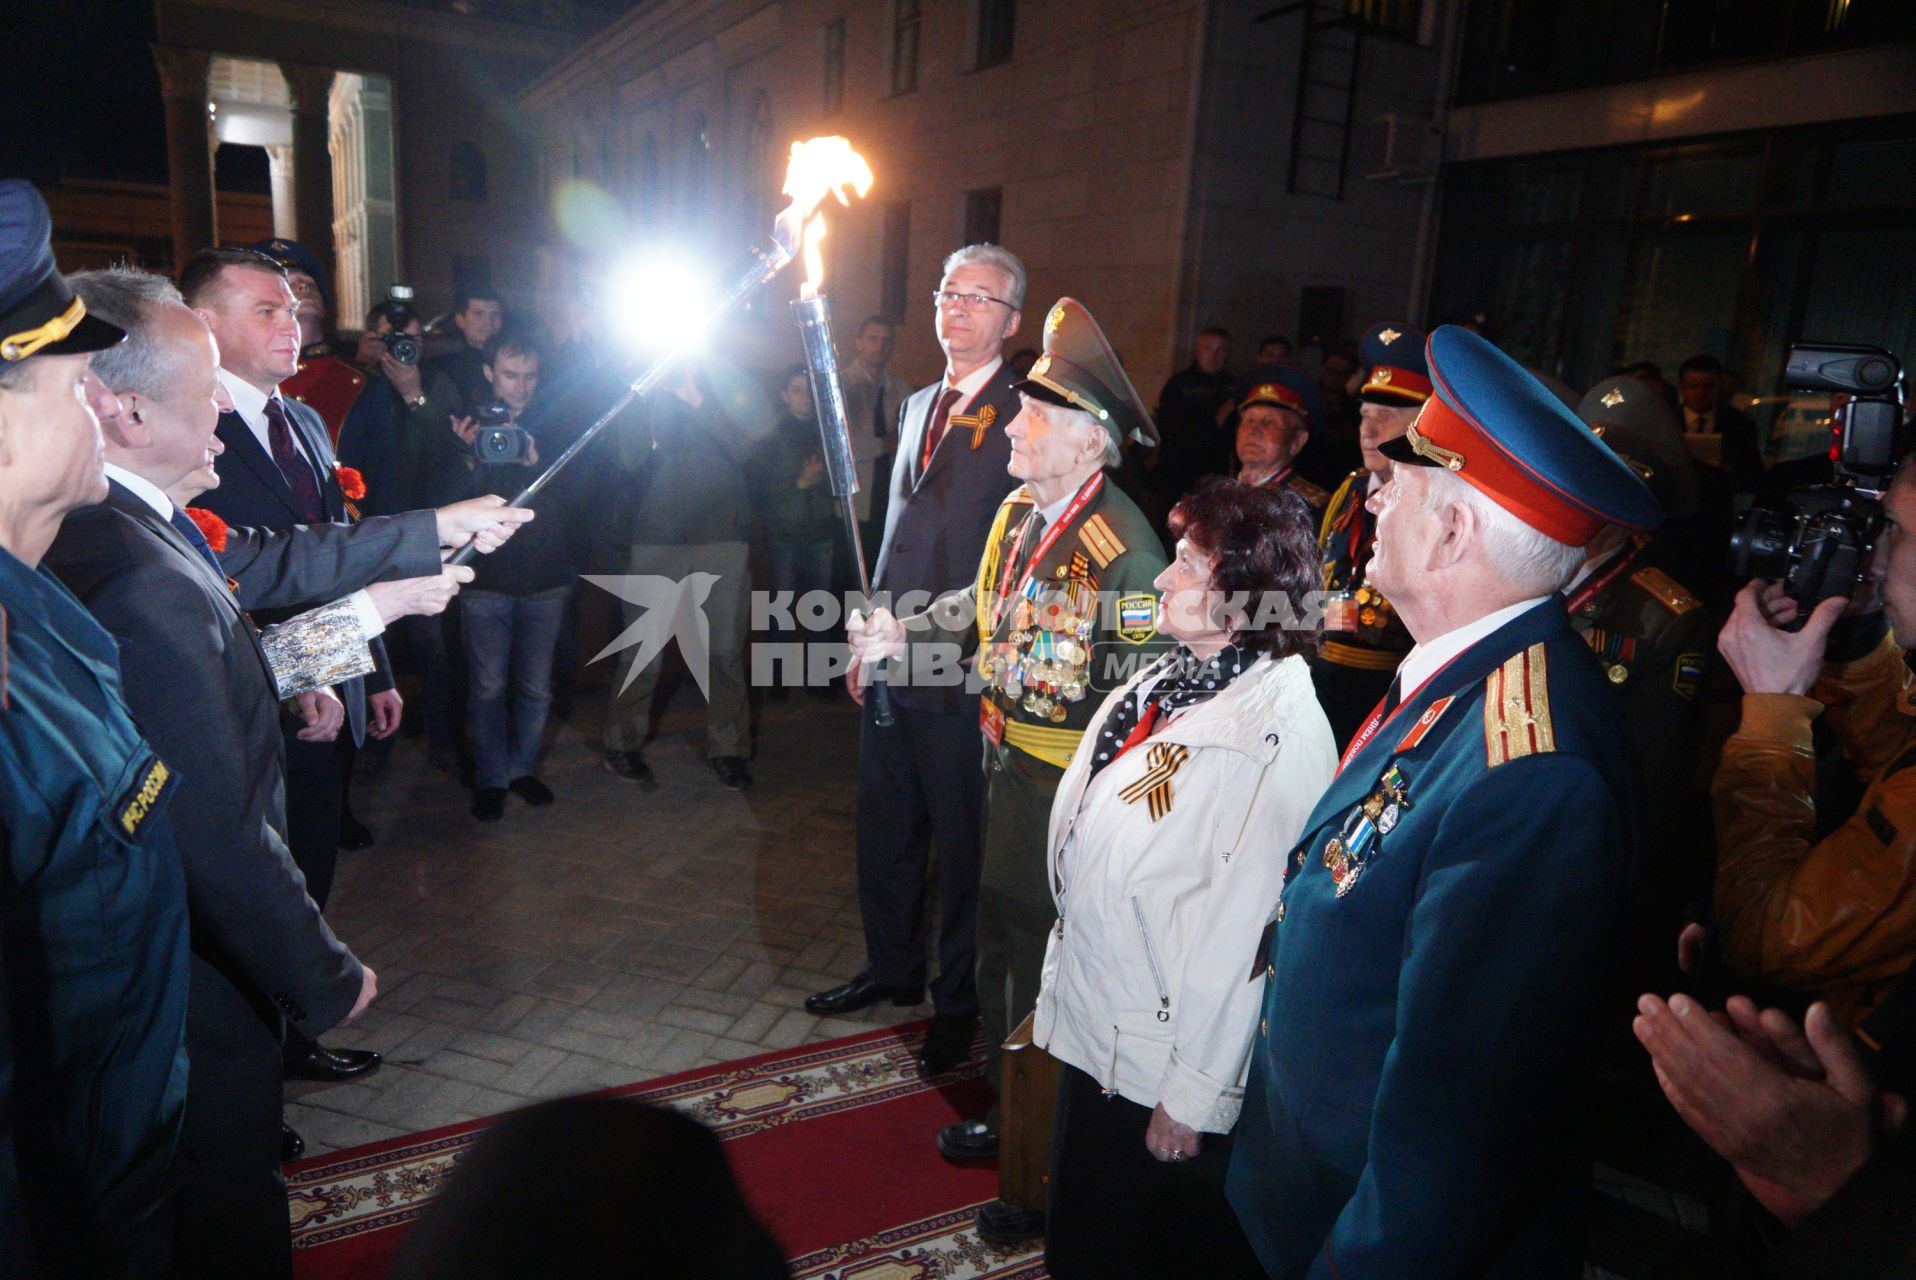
[1381,325,1661,545]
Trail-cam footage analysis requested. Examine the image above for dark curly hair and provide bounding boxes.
[1166,478,1322,658]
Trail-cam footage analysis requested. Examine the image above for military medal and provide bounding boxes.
[1324,765,1413,896]
[1607,663,1629,684]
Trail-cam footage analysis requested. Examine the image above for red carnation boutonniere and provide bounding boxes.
[184,506,229,553]
[334,464,366,521]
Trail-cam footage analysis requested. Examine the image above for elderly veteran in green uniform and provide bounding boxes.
[848,297,1169,1240]
[1227,325,1662,1280]
[1574,373,1715,986]
[0,181,189,1279]
[1233,367,1330,521]
[1311,322,1427,749]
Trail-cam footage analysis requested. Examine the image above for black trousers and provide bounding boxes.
[854,695,985,1015]
[172,964,293,1280]
[281,731,347,1062]
[1044,1063,1264,1280]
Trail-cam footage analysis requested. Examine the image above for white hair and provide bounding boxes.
[1418,466,1584,595]
[1048,401,1121,470]
[941,243,1026,310]
[67,267,188,399]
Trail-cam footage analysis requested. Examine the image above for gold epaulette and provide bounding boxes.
[1631,566,1701,616]
[1078,513,1125,569]
[1484,641,1557,766]
[1287,474,1330,507]
[1319,470,1366,545]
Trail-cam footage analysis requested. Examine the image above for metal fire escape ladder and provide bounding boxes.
[1261,1,1364,200]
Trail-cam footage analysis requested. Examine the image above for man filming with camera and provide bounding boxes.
[431,331,579,821]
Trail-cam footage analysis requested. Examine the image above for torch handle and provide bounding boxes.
[838,501,895,729]
[444,239,795,567]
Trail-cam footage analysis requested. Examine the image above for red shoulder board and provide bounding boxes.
[282,356,367,445]
[1394,695,1456,753]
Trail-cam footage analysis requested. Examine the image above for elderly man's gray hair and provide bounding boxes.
[67,267,188,400]
[942,243,1027,311]
[1050,401,1121,471]
[1419,466,1585,594]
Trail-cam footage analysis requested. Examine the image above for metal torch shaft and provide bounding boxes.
[446,238,795,566]
[791,293,894,728]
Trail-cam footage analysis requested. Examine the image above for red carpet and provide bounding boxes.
[287,1021,1048,1279]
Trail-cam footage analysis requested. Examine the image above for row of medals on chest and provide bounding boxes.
[976,576,1099,724]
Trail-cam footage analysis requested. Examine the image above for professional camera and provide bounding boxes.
[471,400,534,465]
[1729,343,1907,610]
[379,285,420,365]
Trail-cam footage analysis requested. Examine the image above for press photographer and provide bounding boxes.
[438,331,580,821]
[1714,343,1915,1029]
[338,292,427,518]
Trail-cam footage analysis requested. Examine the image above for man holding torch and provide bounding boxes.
[805,246,1027,1084]
[846,297,1169,1244]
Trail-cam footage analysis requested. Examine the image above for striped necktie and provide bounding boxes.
[265,397,325,522]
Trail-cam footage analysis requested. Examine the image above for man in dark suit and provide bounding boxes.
[50,266,527,1278]
[806,244,1024,1078]
[179,246,397,1088]
[1679,352,1764,494]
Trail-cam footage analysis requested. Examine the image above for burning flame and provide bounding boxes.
[775,137,874,298]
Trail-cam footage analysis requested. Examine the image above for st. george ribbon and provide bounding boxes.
[782,142,895,726]
[444,137,876,570]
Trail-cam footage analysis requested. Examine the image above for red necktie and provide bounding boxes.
[921,386,961,472]
[265,397,324,522]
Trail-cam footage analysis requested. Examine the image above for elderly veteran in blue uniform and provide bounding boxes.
[1232,367,1330,521]
[1226,325,1662,1279]
[0,181,189,1278]
[1033,479,1336,1278]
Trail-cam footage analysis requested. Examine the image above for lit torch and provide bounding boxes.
[781,141,894,725]
[446,136,874,569]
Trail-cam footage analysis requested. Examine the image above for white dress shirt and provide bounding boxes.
[219,368,324,490]
[1395,595,1553,697]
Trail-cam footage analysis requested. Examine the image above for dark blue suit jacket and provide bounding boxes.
[1227,598,1642,1280]
[197,400,394,744]
[872,363,1020,714]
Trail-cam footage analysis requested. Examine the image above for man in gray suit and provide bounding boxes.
[807,245,1025,1079]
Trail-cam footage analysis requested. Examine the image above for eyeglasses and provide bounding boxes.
[931,289,1015,313]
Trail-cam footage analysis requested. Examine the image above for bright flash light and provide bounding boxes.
[605,253,718,354]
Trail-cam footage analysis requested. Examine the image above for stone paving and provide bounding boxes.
[287,678,921,1155]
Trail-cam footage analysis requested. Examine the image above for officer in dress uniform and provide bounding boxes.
[1574,374,1715,991]
[0,181,189,1278]
[252,240,366,448]
[849,298,1170,1245]
[1233,367,1330,522]
[1226,325,1662,1279]
[1310,322,1428,748]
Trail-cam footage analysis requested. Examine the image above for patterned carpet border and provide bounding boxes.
[286,1019,989,1252]
[788,1203,1047,1279]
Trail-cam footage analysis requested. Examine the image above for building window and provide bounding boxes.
[1346,0,1423,40]
[823,19,847,116]
[882,201,911,320]
[963,186,1002,245]
[892,0,922,94]
[450,141,488,202]
[975,0,1016,69]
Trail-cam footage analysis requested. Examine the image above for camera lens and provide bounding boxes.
[385,332,420,365]
[1728,506,1796,581]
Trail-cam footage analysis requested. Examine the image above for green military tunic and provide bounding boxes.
[909,473,1168,1082]
[1310,468,1413,748]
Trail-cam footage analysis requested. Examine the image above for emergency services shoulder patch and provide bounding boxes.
[117,756,173,838]
[1673,651,1705,700]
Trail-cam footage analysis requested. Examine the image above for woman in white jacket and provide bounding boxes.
[1033,480,1336,1278]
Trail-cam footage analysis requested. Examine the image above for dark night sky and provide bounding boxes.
[1,1,172,187]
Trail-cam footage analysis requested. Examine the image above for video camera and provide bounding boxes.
[1729,343,1907,611]
[472,399,534,465]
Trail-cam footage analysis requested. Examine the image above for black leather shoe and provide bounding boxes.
[284,1045,383,1083]
[917,1011,977,1077]
[339,811,375,850]
[280,1122,305,1162]
[471,787,506,822]
[805,974,925,1015]
[603,750,654,785]
[975,1198,1045,1246]
[937,1119,998,1162]
[709,756,752,791]
[508,775,555,806]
